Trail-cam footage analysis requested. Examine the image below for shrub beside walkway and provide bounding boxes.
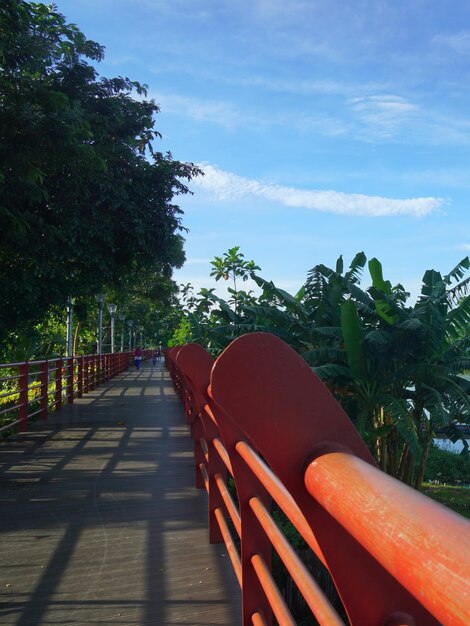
[0,361,240,625]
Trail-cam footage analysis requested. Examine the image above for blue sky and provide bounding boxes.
[56,0,470,300]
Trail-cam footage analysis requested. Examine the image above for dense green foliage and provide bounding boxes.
[175,248,470,489]
[0,0,200,347]
[423,483,470,519]
[424,443,470,485]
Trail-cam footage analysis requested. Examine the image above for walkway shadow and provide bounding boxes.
[0,363,240,625]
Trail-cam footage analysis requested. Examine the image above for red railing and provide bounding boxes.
[165,333,470,626]
[0,350,152,434]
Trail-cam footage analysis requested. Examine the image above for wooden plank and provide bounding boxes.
[0,363,241,625]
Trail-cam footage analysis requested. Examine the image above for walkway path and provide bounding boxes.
[0,361,241,625]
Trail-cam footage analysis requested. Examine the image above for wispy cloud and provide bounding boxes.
[152,86,470,146]
[224,75,386,98]
[154,90,350,136]
[194,164,445,217]
[349,94,420,139]
[433,31,470,55]
[120,0,217,19]
[154,93,241,130]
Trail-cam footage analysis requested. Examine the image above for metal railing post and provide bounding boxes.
[83,356,89,394]
[19,363,29,433]
[55,358,63,411]
[89,355,95,391]
[67,357,74,403]
[40,360,48,421]
[77,356,83,398]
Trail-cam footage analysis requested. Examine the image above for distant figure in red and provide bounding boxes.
[134,346,142,370]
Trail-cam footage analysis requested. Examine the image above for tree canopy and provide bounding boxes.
[175,248,470,489]
[0,0,200,341]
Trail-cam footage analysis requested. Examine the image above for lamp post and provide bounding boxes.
[95,293,104,355]
[118,314,125,352]
[108,304,117,353]
[66,295,73,358]
[127,320,133,351]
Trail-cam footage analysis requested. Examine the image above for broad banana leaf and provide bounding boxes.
[340,300,367,380]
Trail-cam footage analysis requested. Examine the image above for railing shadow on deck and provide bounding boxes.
[166,332,470,626]
[0,363,240,626]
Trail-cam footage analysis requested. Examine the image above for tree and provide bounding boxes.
[0,0,200,345]
[314,256,470,488]
[186,248,470,489]
[209,246,260,311]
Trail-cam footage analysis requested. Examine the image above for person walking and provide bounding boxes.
[134,346,142,370]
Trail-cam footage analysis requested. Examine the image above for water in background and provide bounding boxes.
[433,438,469,454]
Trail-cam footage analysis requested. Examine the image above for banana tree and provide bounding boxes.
[334,256,470,487]
[396,258,470,487]
[314,291,417,476]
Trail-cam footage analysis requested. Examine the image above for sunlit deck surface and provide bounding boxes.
[0,361,241,625]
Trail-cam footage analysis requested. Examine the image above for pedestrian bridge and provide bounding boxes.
[0,359,240,625]
[0,335,469,625]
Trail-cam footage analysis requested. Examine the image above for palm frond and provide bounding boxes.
[364,329,394,346]
[447,294,470,339]
[443,256,470,286]
[345,251,367,283]
[419,269,445,299]
[388,406,421,456]
[252,275,309,318]
[313,363,352,381]
[302,347,347,366]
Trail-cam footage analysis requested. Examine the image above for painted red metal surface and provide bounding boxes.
[209,333,442,625]
[166,333,470,626]
[0,351,135,434]
[305,451,470,626]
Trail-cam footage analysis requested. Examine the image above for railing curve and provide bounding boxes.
[165,333,470,626]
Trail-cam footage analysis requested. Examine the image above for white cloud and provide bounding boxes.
[194,164,445,218]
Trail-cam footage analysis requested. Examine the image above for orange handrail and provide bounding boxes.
[305,451,470,626]
[166,334,470,625]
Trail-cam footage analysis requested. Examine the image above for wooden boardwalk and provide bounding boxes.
[0,361,241,625]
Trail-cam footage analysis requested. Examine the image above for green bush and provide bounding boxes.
[424,444,470,485]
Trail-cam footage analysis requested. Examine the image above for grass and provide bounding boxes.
[423,484,470,519]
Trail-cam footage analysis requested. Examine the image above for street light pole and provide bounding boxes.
[66,295,73,358]
[128,320,133,351]
[118,314,125,352]
[95,293,104,355]
[108,304,117,353]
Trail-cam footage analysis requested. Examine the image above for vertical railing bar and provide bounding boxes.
[55,358,62,411]
[19,363,28,433]
[67,357,74,404]
[40,360,48,421]
[78,356,83,398]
